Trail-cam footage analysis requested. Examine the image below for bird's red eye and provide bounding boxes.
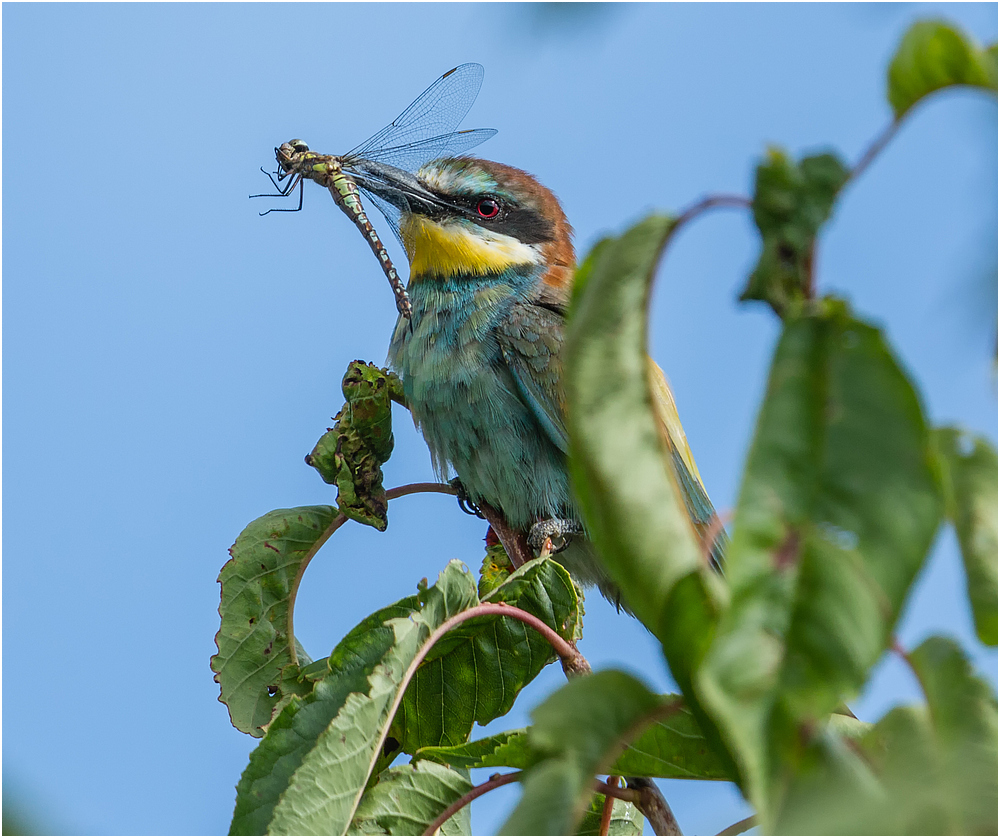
[476,198,500,219]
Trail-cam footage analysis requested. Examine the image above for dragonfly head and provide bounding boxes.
[275,139,310,173]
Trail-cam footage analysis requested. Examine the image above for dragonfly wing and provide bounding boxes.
[344,128,497,173]
[347,64,486,161]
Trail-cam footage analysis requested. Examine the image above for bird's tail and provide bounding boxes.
[647,358,727,570]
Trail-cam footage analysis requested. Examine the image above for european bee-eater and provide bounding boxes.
[359,156,721,610]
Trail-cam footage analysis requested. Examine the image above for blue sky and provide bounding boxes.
[3,3,996,835]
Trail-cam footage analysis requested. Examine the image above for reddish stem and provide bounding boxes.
[422,771,522,835]
[599,776,620,835]
[386,482,457,500]
[422,772,641,836]
[850,119,900,185]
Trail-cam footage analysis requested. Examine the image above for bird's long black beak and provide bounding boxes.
[347,160,443,216]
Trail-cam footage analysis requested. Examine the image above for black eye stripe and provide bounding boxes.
[422,190,555,244]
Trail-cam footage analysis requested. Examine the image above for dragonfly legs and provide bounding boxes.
[250,175,305,216]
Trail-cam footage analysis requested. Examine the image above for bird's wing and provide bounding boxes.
[496,302,570,453]
[497,303,725,566]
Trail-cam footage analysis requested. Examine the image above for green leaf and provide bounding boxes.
[230,558,581,835]
[934,427,998,645]
[776,637,998,834]
[212,506,336,736]
[419,698,734,781]
[306,362,402,531]
[416,730,533,771]
[741,149,849,315]
[396,556,583,754]
[565,213,719,633]
[575,794,644,836]
[229,595,422,835]
[698,299,945,824]
[908,636,998,833]
[564,213,732,777]
[887,20,998,120]
[347,761,472,836]
[230,561,479,835]
[500,671,665,835]
[612,701,732,780]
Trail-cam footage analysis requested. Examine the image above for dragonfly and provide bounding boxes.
[253,64,497,318]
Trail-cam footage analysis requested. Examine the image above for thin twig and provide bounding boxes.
[422,771,522,835]
[599,776,620,835]
[286,482,457,664]
[717,814,757,836]
[669,194,753,247]
[625,777,682,836]
[385,481,457,500]
[849,119,900,185]
[286,511,347,666]
[650,193,752,305]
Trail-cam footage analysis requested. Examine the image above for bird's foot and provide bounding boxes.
[449,478,485,519]
[527,518,584,555]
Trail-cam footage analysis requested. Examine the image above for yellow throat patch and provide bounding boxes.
[401,214,541,280]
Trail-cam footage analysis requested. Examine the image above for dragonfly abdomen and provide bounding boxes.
[326,169,412,319]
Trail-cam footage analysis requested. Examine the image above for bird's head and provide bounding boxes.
[357,157,575,308]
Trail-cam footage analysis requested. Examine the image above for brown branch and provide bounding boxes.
[717,815,757,836]
[805,236,818,301]
[594,777,641,804]
[599,776,620,835]
[476,498,534,569]
[625,777,682,836]
[423,771,522,835]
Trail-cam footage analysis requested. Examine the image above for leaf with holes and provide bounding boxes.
[697,298,944,826]
[212,506,336,736]
[229,561,478,835]
[307,362,403,531]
